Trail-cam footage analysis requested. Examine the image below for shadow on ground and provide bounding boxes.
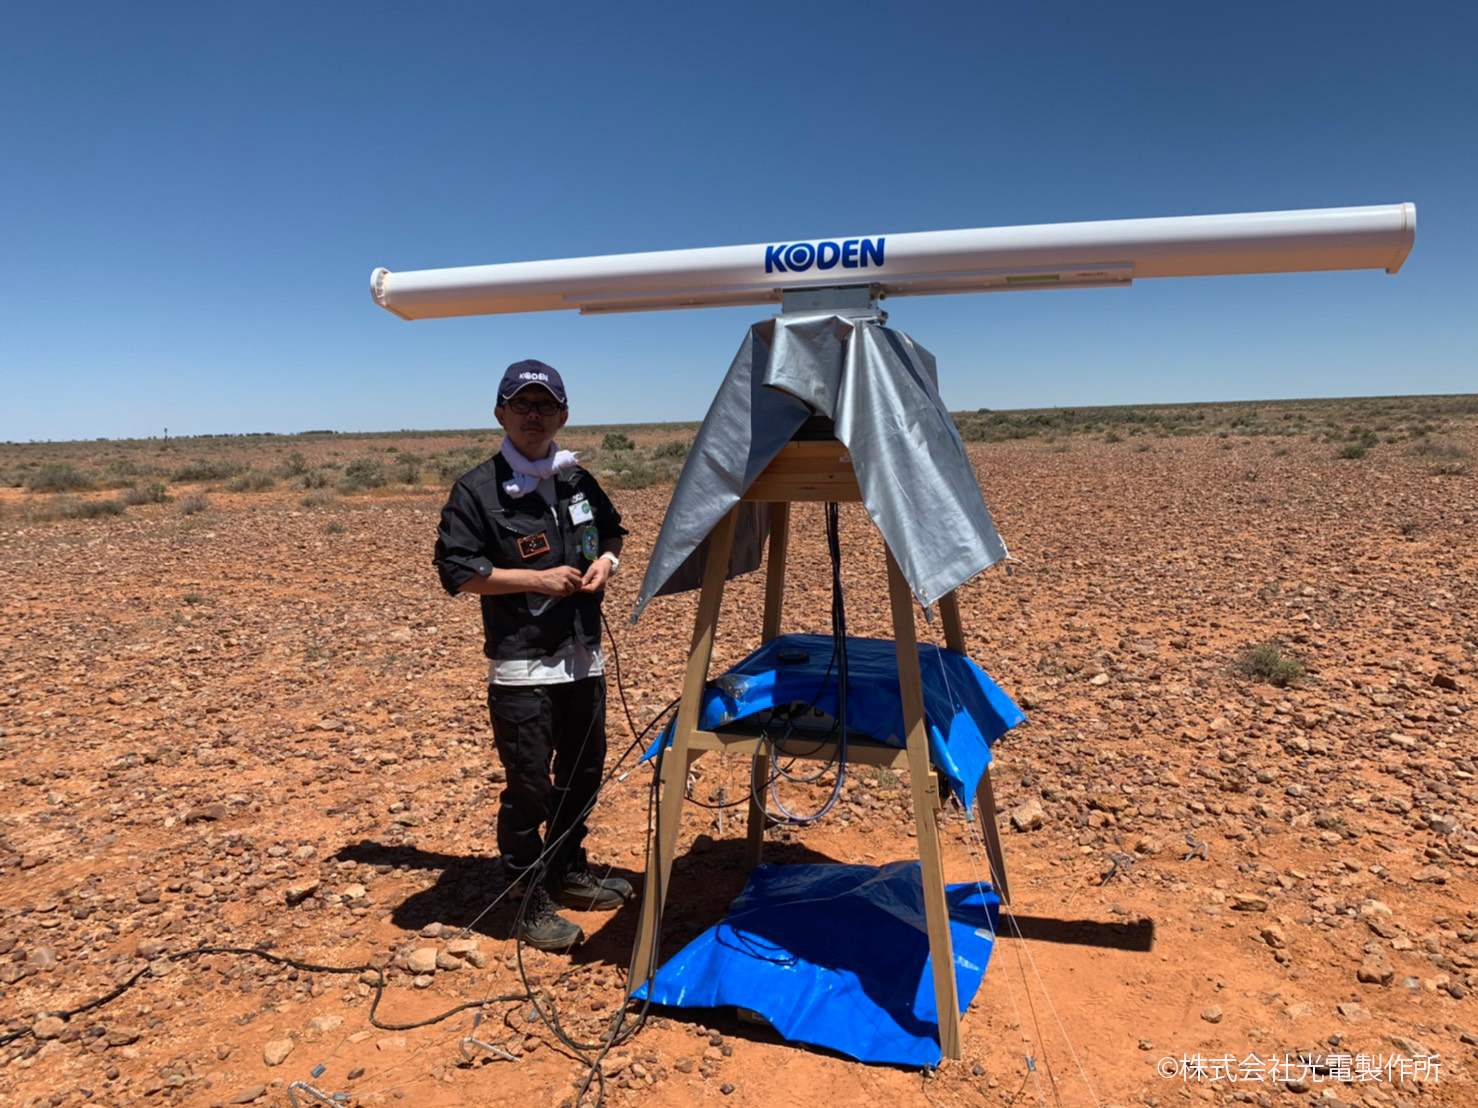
[333,835,844,969]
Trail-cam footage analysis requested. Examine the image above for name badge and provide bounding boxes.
[569,499,595,525]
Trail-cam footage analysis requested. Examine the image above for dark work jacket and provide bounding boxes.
[434,453,627,661]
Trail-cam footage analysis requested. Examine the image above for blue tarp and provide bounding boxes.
[644,634,1025,814]
[631,861,1000,1067]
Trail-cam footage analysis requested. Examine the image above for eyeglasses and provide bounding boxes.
[504,397,564,416]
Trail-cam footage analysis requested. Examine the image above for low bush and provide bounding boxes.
[26,464,93,493]
[1231,642,1305,687]
[178,492,210,516]
[124,483,171,505]
[602,432,635,452]
[172,460,243,483]
[21,496,126,521]
[338,458,387,491]
[227,471,276,492]
[653,439,690,459]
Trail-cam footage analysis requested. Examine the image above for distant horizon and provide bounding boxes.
[5,390,1474,447]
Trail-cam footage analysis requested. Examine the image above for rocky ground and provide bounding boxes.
[1,404,1475,1107]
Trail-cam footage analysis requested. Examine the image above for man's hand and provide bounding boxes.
[580,557,613,594]
[531,566,585,596]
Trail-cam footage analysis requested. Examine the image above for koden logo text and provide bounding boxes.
[764,237,885,274]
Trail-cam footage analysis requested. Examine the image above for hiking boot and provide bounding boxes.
[550,851,633,911]
[516,883,584,951]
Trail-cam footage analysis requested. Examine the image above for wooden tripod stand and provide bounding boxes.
[627,438,1012,1060]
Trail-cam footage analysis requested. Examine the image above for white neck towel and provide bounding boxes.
[501,438,579,498]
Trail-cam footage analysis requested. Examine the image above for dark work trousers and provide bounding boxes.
[487,676,607,884]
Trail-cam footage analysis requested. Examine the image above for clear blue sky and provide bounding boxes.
[2,2,1473,441]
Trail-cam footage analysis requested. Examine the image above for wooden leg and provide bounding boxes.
[938,590,966,654]
[886,550,962,1060]
[745,745,769,870]
[761,502,789,643]
[628,506,740,992]
[975,765,1011,905]
[742,503,789,869]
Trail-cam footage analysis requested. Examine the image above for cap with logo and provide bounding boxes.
[498,359,567,405]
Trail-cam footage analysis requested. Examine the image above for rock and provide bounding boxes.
[1432,674,1460,691]
[184,803,228,824]
[407,947,439,974]
[463,949,490,969]
[307,1016,343,1033]
[229,1084,268,1104]
[445,939,479,957]
[1336,1002,1371,1021]
[412,973,434,989]
[1411,865,1449,884]
[341,883,367,901]
[1010,803,1045,832]
[674,1057,694,1073]
[1200,1006,1223,1024]
[1134,835,1163,856]
[435,952,463,971]
[1358,953,1395,985]
[1260,925,1287,949]
[263,1038,294,1066]
[32,1015,66,1040]
[285,879,320,906]
[136,938,166,959]
[105,1027,141,1046]
[1233,894,1270,912]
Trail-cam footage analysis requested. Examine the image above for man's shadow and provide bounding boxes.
[333,835,842,969]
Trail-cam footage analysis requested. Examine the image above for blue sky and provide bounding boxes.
[2,2,1473,441]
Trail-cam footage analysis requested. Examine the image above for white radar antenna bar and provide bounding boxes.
[370,203,1414,320]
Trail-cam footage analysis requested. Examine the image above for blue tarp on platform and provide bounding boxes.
[644,633,1025,813]
[632,861,1000,1067]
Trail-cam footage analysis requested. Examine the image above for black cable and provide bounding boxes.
[759,501,851,825]
[0,945,527,1049]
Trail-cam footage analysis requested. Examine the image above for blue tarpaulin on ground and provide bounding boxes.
[644,633,1025,814]
[631,861,1000,1067]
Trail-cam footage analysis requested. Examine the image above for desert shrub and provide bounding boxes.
[324,520,346,534]
[1231,642,1305,687]
[278,450,311,477]
[105,459,159,480]
[1408,438,1471,461]
[1336,443,1368,460]
[391,458,420,485]
[603,459,664,489]
[178,492,210,516]
[172,460,243,482]
[338,458,386,491]
[26,464,93,493]
[124,482,171,505]
[301,489,337,508]
[653,439,690,459]
[297,469,330,489]
[435,449,485,481]
[23,496,126,521]
[602,432,635,452]
[227,471,276,492]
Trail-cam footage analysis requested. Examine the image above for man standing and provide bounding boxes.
[434,360,632,950]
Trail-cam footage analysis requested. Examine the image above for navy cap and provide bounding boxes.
[498,359,567,405]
